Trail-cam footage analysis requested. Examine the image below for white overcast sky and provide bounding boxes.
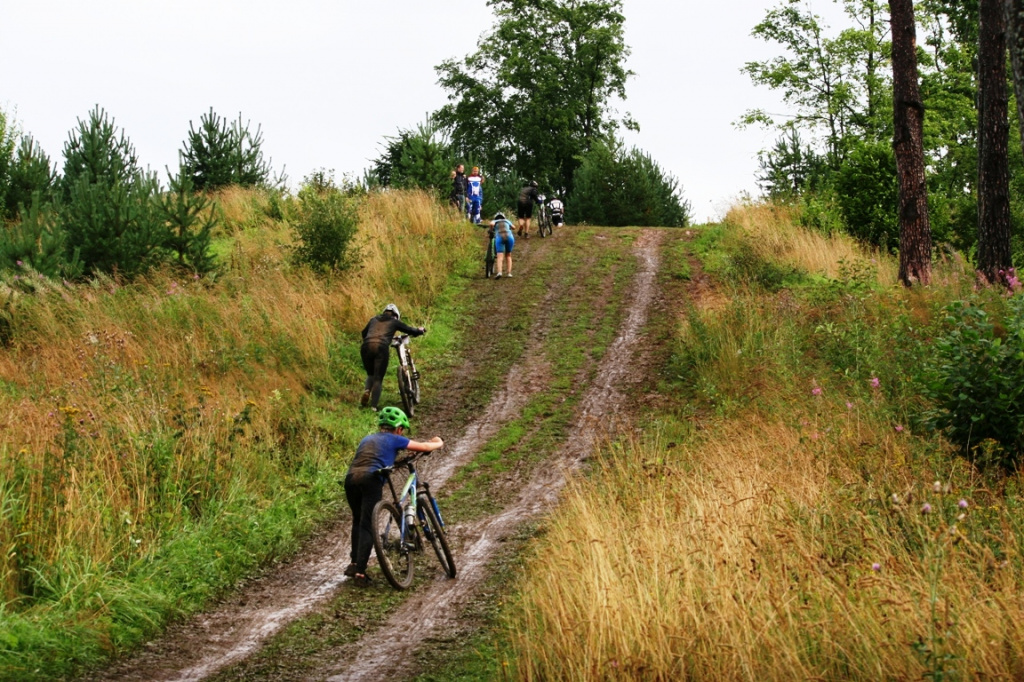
[0,0,849,222]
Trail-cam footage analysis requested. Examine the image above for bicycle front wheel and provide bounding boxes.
[371,500,414,589]
[418,494,456,578]
[408,358,421,405]
[397,365,415,417]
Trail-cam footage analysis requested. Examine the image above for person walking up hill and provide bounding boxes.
[360,304,425,410]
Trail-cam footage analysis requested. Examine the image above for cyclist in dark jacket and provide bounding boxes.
[360,304,425,409]
[516,180,540,237]
[344,406,444,585]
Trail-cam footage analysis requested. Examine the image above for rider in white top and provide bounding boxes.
[548,197,565,227]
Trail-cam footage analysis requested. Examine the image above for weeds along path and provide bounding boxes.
[325,228,665,682]
[87,229,601,682]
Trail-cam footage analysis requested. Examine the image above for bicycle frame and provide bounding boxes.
[383,459,447,545]
[385,465,419,548]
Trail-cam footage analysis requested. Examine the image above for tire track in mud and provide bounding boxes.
[327,229,664,682]
[89,235,593,682]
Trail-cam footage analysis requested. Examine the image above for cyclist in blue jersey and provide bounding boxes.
[466,166,484,224]
[489,212,515,278]
[344,406,444,586]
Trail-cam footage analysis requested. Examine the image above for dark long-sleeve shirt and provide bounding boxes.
[361,314,423,347]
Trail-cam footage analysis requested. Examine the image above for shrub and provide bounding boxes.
[291,173,360,273]
[833,141,899,250]
[923,296,1024,470]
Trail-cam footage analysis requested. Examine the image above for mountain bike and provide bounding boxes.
[391,333,420,417]
[536,195,552,238]
[371,452,456,589]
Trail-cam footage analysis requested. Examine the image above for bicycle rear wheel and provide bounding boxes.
[371,500,414,589]
[418,493,456,578]
[397,365,415,417]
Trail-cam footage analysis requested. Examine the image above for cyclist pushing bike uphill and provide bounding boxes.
[360,304,425,411]
[344,406,446,587]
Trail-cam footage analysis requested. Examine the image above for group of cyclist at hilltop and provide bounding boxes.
[449,163,565,279]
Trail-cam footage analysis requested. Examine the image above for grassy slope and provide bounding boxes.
[0,188,476,681]
[501,206,1024,680]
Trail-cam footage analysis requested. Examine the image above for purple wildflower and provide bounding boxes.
[958,499,968,509]
[872,563,881,572]
[921,503,932,514]
[870,376,880,389]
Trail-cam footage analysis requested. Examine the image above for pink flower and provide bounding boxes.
[870,376,880,389]
[921,503,932,514]
[846,401,853,410]
[895,425,904,432]
[812,386,823,396]
[958,499,968,509]
[872,563,881,572]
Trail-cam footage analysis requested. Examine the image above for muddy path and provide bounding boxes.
[326,229,664,682]
[88,227,666,682]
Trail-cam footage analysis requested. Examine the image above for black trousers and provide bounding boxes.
[361,342,390,408]
[345,470,384,573]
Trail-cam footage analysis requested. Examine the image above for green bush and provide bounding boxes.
[833,141,898,250]
[291,175,359,273]
[924,295,1024,470]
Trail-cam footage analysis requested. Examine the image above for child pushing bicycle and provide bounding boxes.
[344,406,444,586]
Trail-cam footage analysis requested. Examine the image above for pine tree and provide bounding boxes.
[181,109,273,191]
[889,0,932,285]
[5,136,57,221]
[61,107,165,278]
[977,0,1012,282]
[159,169,217,275]
[0,198,82,279]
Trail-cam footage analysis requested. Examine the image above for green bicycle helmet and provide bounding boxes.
[378,406,410,430]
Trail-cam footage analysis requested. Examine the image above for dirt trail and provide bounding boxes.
[90,235,585,682]
[327,229,664,682]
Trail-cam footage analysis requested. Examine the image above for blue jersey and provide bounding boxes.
[467,174,483,199]
[348,431,411,475]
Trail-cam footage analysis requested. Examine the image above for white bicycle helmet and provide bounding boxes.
[383,303,401,319]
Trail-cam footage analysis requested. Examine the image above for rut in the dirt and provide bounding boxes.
[87,234,585,682]
[327,229,664,682]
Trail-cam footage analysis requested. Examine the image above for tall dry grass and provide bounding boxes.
[724,203,899,284]
[0,188,474,605]
[512,419,1024,680]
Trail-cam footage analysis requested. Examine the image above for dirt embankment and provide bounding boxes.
[88,227,667,682]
